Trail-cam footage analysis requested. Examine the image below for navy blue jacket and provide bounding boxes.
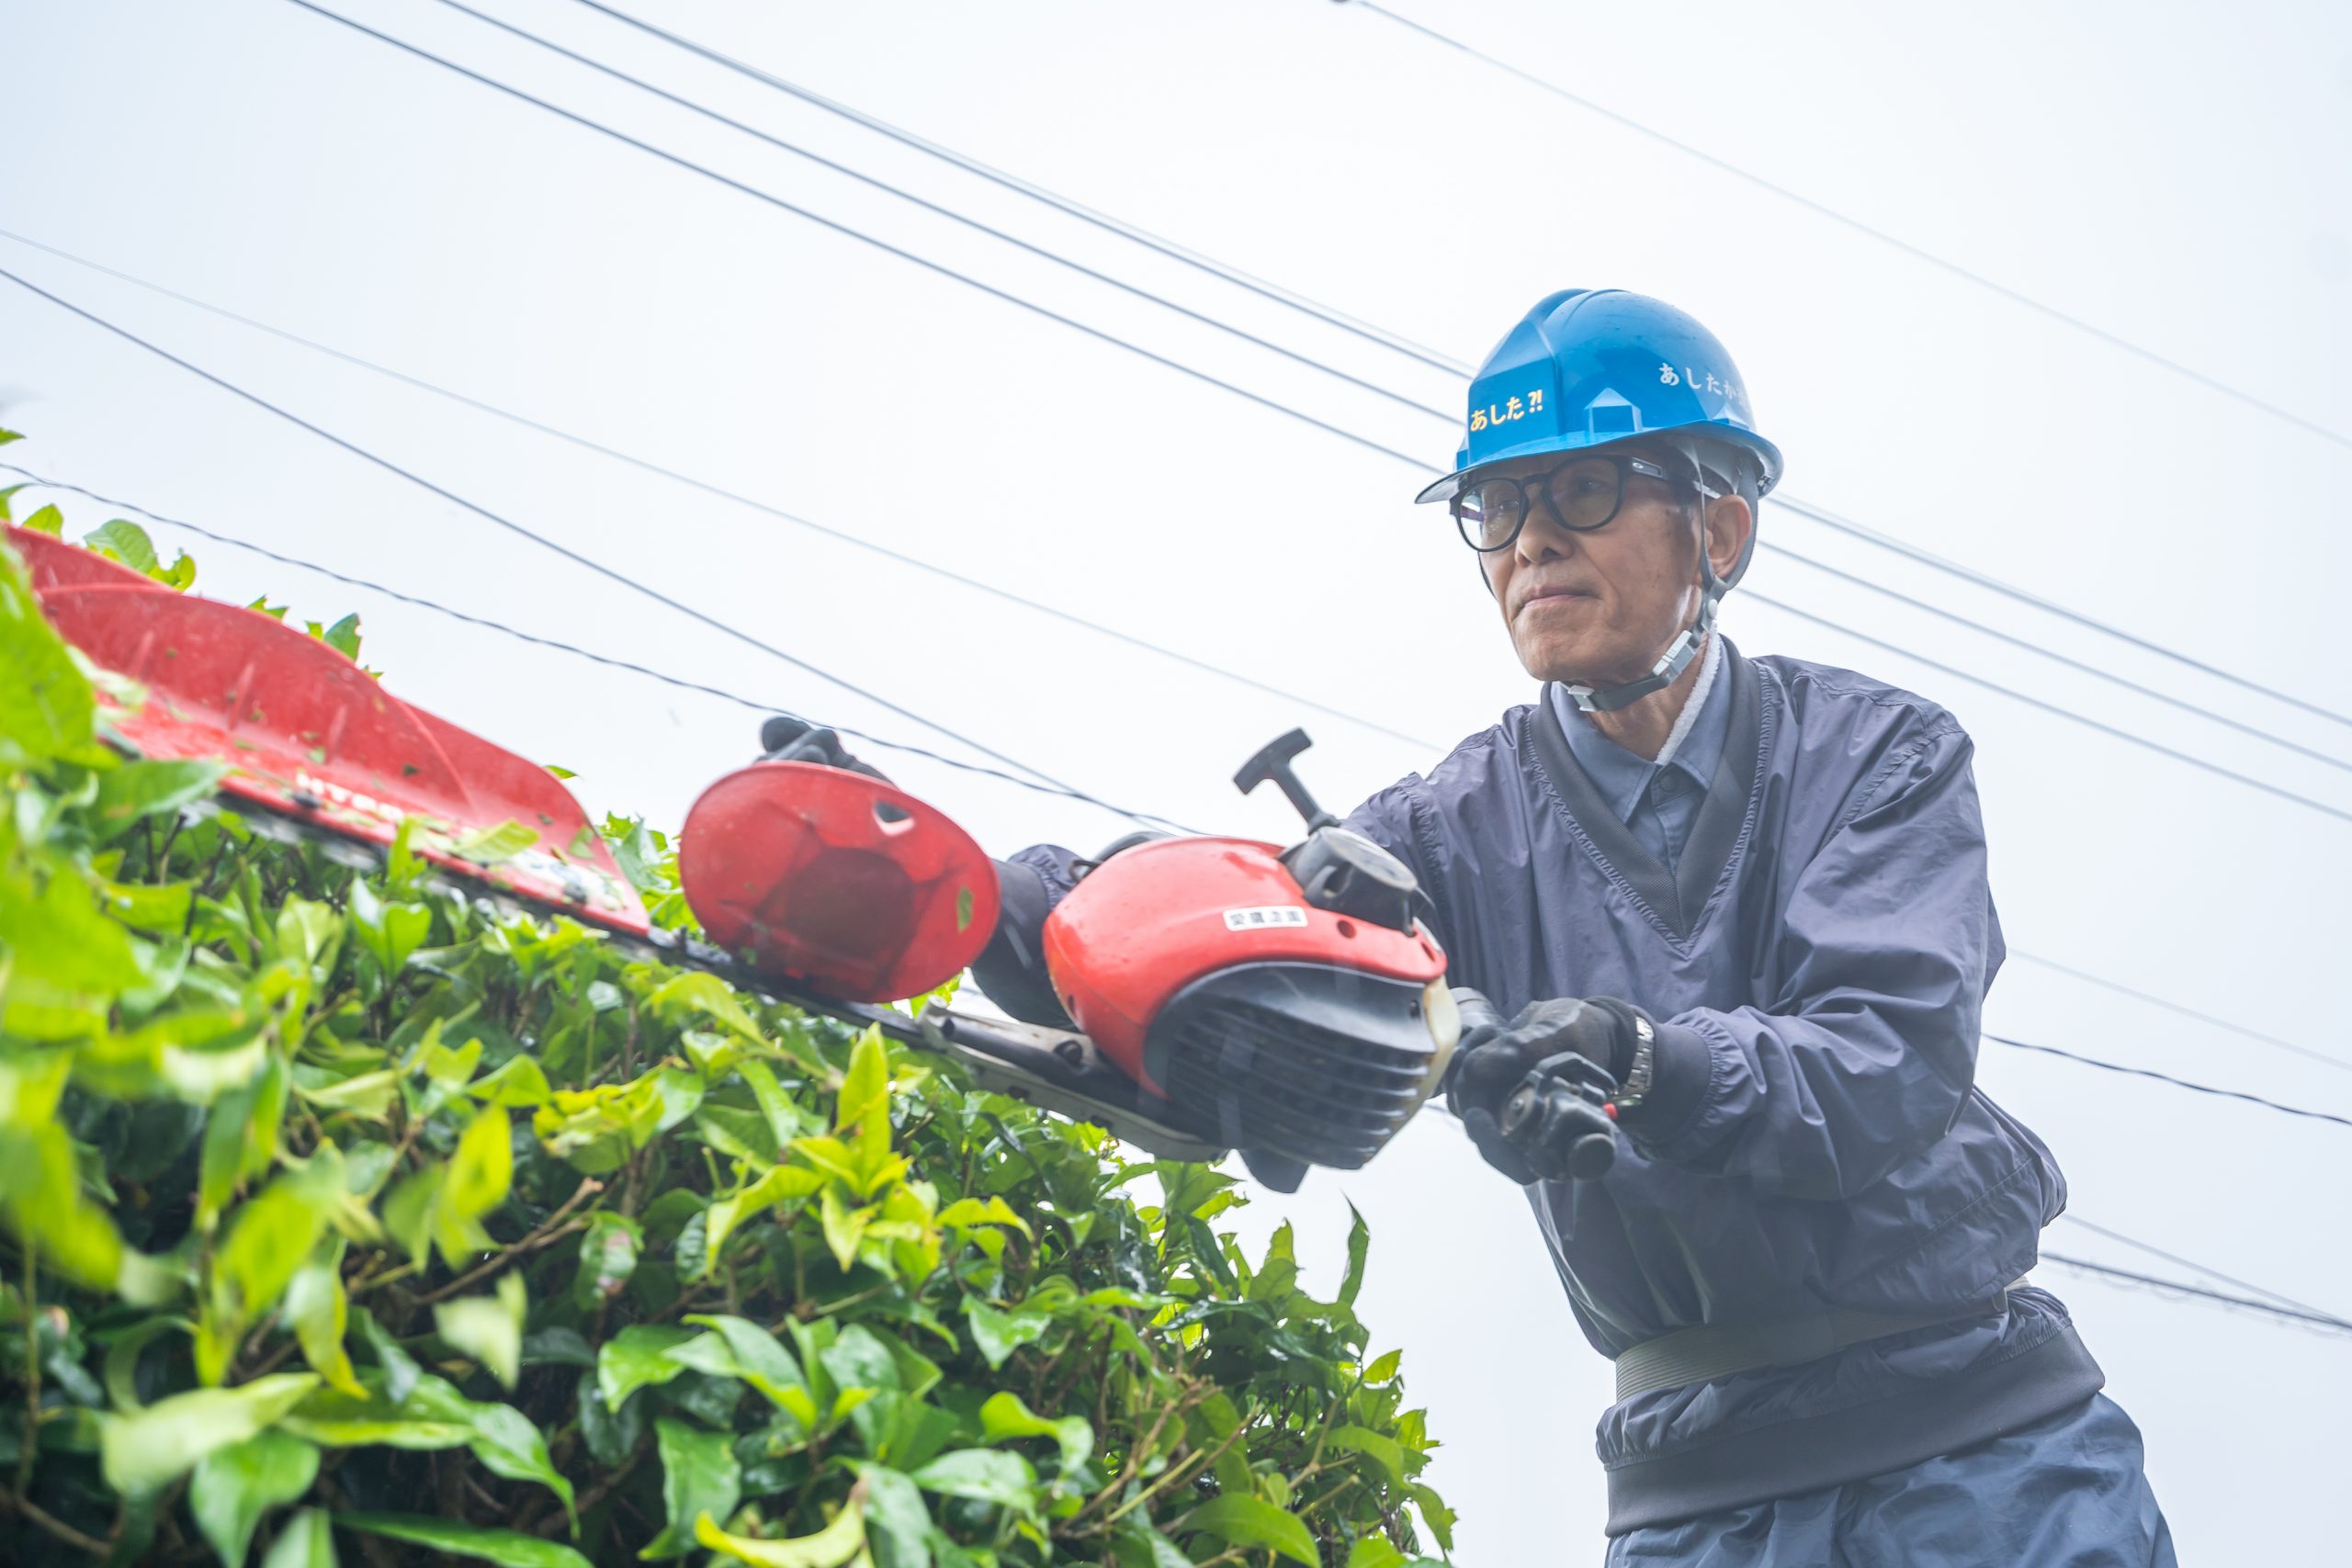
[977,642,2103,1530]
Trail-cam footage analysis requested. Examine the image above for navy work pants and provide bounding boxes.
[1605,1394,2175,1567]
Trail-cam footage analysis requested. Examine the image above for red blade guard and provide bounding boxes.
[678,761,999,1002]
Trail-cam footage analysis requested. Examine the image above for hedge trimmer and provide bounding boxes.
[13,524,1478,1190]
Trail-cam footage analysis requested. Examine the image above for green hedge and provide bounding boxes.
[0,491,1452,1566]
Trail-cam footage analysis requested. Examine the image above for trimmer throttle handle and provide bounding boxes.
[1235,728,1340,829]
[1499,1051,1621,1181]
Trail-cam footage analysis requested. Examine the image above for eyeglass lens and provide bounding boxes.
[1455,457,1627,550]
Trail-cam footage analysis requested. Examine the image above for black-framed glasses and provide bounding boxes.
[1453,452,1713,553]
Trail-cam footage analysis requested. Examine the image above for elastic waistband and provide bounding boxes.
[1613,1282,2023,1401]
[1603,1319,2104,1535]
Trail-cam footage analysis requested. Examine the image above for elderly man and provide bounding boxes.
[974,289,2174,1564]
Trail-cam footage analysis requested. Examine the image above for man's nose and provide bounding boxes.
[1514,502,1581,564]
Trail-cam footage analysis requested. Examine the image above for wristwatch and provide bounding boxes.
[1612,1013,1657,1115]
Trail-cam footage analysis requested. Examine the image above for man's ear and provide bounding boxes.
[1703,492,1754,583]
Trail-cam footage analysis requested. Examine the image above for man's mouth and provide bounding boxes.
[1518,585,1595,613]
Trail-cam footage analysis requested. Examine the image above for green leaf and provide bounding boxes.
[1112,1520,1196,1568]
[978,1390,1093,1471]
[434,1269,526,1388]
[859,1465,932,1568]
[819,1185,870,1272]
[351,1307,420,1404]
[85,517,161,576]
[598,1323,697,1409]
[99,1372,321,1497]
[316,613,362,661]
[285,1241,366,1397]
[444,1106,514,1226]
[681,1314,808,1411]
[89,759,225,842]
[963,1299,1048,1371]
[213,1172,334,1327]
[1327,1424,1405,1484]
[450,818,540,864]
[703,1163,824,1267]
[1182,1495,1317,1567]
[336,1513,591,1568]
[0,539,100,764]
[1340,1200,1371,1309]
[345,879,431,976]
[1363,1348,1402,1386]
[641,1417,741,1559]
[0,427,21,446]
[21,503,65,536]
[1405,1483,1455,1553]
[1346,1539,1408,1568]
[836,1028,890,1134]
[101,1316,193,1411]
[695,1496,866,1568]
[260,1507,337,1568]
[189,1428,321,1568]
[910,1448,1037,1509]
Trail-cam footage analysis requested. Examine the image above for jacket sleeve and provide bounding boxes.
[1626,721,2002,1200]
[1340,777,1456,957]
[967,845,1087,1029]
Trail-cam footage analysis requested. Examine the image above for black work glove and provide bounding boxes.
[1445,989,1644,1185]
[759,715,891,784]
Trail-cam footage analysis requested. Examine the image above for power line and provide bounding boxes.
[0,229,1440,754]
[2057,1215,2348,1326]
[1769,536,2352,778]
[2038,1252,2352,1338]
[0,461,1194,823]
[0,264,1184,834]
[1340,0,2352,459]
[16,240,2347,1096]
[2007,949,2350,1076]
[1742,586,2352,829]
[427,0,1453,428]
[561,0,1473,378]
[276,0,1432,473]
[1774,493,2352,734]
[263,7,2352,826]
[489,6,2352,742]
[1984,1033,2352,1131]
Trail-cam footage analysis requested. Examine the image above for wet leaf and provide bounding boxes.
[642,1417,741,1559]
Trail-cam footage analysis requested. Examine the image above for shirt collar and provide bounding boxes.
[1548,635,1734,825]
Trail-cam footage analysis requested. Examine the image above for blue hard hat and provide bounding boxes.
[1413,289,1784,505]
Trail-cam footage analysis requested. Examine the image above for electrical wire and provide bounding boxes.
[0,463,1195,818]
[1741,586,2352,828]
[1984,1033,2352,1131]
[2037,1253,2352,1337]
[433,10,2352,747]
[428,0,1453,428]
[275,0,1433,473]
[1773,493,2352,733]
[486,7,2352,741]
[1768,537,2352,777]
[245,12,2352,823]
[0,264,1189,835]
[1341,0,2352,459]
[2006,949,2348,1076]
[0,230,1440,754]
[2057,1215,2349,1326]
[560,0,1474,378]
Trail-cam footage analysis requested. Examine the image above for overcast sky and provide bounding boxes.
[6,1,2350,1559]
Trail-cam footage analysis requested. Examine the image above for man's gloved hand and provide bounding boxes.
[760,716,891,784]
[1445,989,1645,1184]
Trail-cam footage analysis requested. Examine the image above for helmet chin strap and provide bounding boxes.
[1560,440,1728,715]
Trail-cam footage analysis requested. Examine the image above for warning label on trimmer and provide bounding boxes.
[1223,906,1309,931]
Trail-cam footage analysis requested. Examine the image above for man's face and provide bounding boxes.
[1473,442,1752,687]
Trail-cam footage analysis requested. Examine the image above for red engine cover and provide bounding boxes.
[1041,836,1447,1095]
